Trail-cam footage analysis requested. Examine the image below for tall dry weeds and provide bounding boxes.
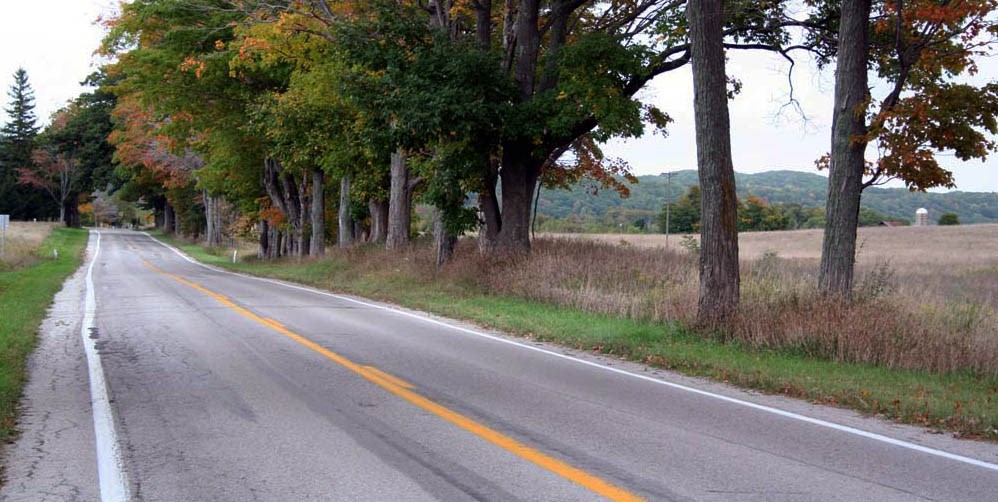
[0,222,60,271]
[320,235,997,377]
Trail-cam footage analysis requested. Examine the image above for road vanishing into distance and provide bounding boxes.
[2,229,997,501]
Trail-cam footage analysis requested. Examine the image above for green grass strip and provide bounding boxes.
[157,232,998,441]
[0,228,89,441]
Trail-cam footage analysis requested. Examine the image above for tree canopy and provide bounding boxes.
[78,0,995,307]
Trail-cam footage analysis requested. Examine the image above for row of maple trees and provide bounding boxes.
[37,0,996,322]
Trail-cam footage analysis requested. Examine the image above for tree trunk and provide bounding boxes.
[477,164,501,255]
[818,0,871,300]
[297,174,309,256]
[513,0,541,100]
[386,149,412,250]
[688,0,740,325]
[338,175,354,247]
[62,193,80,228]
[474,0,493,49]
[280,172,303,256]
[204,190,224,248]
[368,199,389,243]
[163,202,175,234]
[271,226,282,260]
[433,208,457,267]
[310,168,325,256]
[204,190,214,245]
[353,221,365,242]
[264,158,310,257]
[258,219,270,259]
[494,149,538,254]
[154,198,165,229]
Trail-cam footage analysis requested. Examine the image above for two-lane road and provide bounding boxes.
[3,229,996,501]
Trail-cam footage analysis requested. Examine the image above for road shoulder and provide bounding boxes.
[1,241,98,501]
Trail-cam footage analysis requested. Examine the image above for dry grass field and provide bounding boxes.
[0,222,61,271]
[464,224,998,376]
[545,223,998,267]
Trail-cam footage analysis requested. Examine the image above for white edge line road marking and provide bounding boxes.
[83,231,132,501]
[142,231,998,472]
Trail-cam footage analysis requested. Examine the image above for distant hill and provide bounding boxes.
[536,170,998,224]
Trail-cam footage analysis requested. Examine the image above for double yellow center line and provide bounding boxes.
[143,260,642,501]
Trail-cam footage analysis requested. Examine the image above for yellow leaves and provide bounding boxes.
[449,0,476,19]
[179,56,206,79]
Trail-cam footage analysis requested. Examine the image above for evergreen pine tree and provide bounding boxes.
[0,68,54,219]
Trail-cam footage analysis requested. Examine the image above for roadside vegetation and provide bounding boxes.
[158,230,998,440]
[0,225,88,441]
[0,222,60,271]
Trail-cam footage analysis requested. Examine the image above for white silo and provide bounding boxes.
[915,208,929,226]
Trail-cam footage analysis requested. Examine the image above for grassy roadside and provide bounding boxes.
[156,232,997,440]
[0,227,89,442]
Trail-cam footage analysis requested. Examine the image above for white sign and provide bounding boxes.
[0,214,7,259]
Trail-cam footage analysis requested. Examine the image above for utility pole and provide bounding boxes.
[662,172,676,248]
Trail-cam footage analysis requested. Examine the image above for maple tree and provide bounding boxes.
[687,0,740,323]
[817,0,998,298]
[104,0,284,245]
[29,147,78,228]
[235,15,373,253]
[17,147,78,225]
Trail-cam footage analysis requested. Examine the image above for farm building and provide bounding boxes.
[915,208,929,226]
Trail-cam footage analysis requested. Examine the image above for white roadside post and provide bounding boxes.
[0,214,9,259]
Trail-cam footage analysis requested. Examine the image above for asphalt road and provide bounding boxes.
[2,229,997,501]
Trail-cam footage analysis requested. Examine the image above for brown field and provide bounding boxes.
[544,223,998,267]
[0,222,60,271]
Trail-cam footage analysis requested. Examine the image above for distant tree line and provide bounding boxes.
[534,172,996,227]
[652,185,908,234]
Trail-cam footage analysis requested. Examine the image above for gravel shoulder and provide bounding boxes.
[1,240,98,501]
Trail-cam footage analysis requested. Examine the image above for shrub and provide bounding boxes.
[938,212,960,225]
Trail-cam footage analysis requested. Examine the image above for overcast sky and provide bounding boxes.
[1,1,995,193]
